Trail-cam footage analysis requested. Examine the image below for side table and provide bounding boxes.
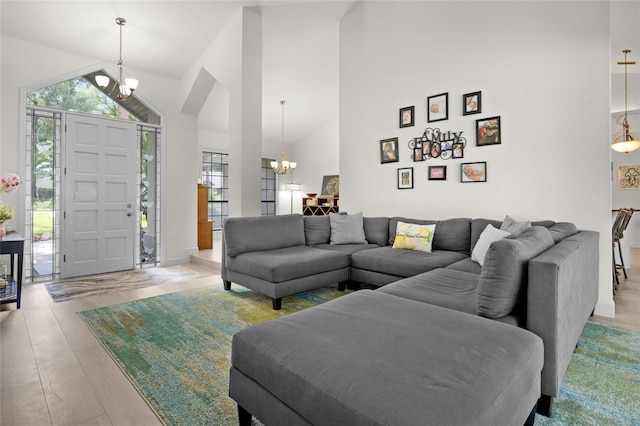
[0,233,24,309]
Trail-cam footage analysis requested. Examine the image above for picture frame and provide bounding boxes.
[461,162,487,183]
[428,166,447,181]
[397,167,414,189]
[476,116,501,146]
[452,143,464,159]
[463,91,482,115]
[399,106,415,128]
[321,175,340,196]
[427,92,448,123]
[618,164,640,189]
[413,147,425,162]
[380,137,399,163]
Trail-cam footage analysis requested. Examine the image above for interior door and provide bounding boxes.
[63,113,137,278]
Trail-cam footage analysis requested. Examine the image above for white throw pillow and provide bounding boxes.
[392,221,436,253]
[472,224,511,266]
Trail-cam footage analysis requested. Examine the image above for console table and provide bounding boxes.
[0,233,24,309]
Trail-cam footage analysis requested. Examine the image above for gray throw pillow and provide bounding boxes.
[500,215,531,237]
[329,212,368,245]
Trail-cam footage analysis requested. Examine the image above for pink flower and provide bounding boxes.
[0,173,20,194]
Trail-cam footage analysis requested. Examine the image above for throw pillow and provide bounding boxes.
[471,224,510,266]
[500,215,531,237]
[329,212,368,245]
[392,221,436,252]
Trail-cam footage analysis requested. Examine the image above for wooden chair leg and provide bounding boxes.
[618,242,628,278]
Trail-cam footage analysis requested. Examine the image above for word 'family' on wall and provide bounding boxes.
[409,127,466,161]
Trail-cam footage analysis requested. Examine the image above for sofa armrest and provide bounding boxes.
[527,230,599,397]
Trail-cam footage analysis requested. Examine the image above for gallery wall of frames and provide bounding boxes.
[380,91,502,189]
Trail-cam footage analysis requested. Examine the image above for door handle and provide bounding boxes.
[127,212,133,217]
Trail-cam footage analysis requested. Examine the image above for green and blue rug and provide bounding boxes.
[79,286,640,425]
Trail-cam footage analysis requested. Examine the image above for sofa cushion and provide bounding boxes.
[477,226,554,319]
[378,269,479,315]
[303,215,330,245]
[471,224,511,266]
[329,212,368,245]
[224,214,305,258]
[389,217,471,254]
[351,246,468,278]
[446,258,483,274]
[313,243,380,257]
[500,215,531,237]
[226,246,349,283]
[363,217,390,246]
[547,222,578,243]
[392,221,436,252]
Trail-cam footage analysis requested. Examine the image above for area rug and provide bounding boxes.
[78,285,350,425]
[79,288,640,426]
[44,265,207,302]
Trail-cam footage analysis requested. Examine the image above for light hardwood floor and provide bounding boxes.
[1,238,638,425]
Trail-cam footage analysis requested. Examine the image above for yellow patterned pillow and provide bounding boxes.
[392,221,436,252]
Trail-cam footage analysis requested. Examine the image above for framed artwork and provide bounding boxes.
[413,147,425,162]
[452,143,464,159]
[463,91,481,115]
[618,164,640,189]
[476,116,501,146]
[380,137,399,163]
[321,175,340,196]
[428,166,447,181]
[461,162,487,183]
[397,167,414,189]
[399,106,415,128]
[427,92,448,123]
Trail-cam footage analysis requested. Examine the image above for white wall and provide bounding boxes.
[0,35,199,265]
[339,2,614,316]
[285,118,340,214]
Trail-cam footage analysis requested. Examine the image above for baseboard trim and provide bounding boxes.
[594,299,615,318]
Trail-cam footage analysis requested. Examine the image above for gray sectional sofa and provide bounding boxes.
[222,212,599,417]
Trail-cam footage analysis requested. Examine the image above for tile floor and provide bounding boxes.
[1,236,638,425]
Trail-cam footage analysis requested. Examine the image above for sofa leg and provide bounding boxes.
[223,280,231,290]
[536,394,552,417]
[272,298,282,310]
[238,404,252,426]
[524,404,536,426]
[338,281,347,291]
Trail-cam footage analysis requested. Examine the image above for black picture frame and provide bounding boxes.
[461,162,487,183]
[452,143,464,159]
[399,106,415,128]
[427,92,448,123]
[463,91,482,115]
[428,166,447,181]
[476,116,501,146]
[413,147,425,162]
[397,167,414,189]
[380,137,399,163]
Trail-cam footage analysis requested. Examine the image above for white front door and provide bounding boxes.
[62,113,137,278]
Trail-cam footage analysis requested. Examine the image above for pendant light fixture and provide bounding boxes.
[611,49,640,153]
[270,100,297,174]
[95,17,139,100]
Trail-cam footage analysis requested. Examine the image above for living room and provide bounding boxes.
[0,1,639,425]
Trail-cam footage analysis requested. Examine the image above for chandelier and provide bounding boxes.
[270,100,297,175]
[95,17,139,100]
[611,49,640,153]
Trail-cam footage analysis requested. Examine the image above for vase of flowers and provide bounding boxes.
[0,172,20,238]
[0,204,14,238]
[0,173,20,194]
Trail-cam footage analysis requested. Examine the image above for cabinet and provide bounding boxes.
[302,197,339,216]
[197,184,213,249]
[0,233,24,309]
